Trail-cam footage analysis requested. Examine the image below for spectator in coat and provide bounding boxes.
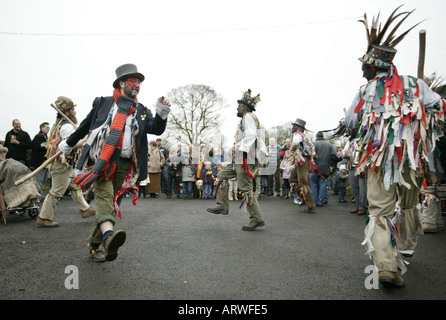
[181,156,196,199]
[30,122,50,198]
[166,152,182,199]
[310,131,339,206]
[4,119,32,165]
[146,140,165,198]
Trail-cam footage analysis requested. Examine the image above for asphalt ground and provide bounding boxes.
[1,190,445,311]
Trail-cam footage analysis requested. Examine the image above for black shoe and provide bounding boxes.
[207,208,229,215]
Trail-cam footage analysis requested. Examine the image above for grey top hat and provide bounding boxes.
[292,118,306,129]
[113,63,145,88]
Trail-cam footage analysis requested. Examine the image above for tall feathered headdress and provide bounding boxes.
[358,5,423,68]
[237,89,261,111]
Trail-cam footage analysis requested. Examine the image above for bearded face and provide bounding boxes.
[237,103,246,118]
[64,108,78,125]
[121,77,140,99]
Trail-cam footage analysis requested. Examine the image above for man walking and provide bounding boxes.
[58,63,171,262]
[207,89,267,231]
[289,119,316,213]
[345,6,446,288]
[37,97,95,227]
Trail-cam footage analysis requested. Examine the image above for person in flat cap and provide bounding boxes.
[36,96,95,227]
[345,6,446,288]
[289,118,316,213]
[58,63,171,262]
[207,89,267,231]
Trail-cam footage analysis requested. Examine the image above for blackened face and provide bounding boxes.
[291,124,298,133]
[362,63,375,81]
[237,103,245,118]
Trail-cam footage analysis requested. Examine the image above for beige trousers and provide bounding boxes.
[420,185,444,227]
[39,162,90,221]
[367,166,423,272]
[215,163,264,224]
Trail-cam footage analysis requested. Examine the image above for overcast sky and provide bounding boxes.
[1,0,445,148]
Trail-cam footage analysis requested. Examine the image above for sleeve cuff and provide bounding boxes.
[58,140,73,155]
[156,99,171,120]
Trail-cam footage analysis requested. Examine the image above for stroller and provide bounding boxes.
[0,158,41,225]
[0,203,40,224]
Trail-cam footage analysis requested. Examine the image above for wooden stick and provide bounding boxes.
[51,104,77,127]
[418,29,426,79]
[14,105,78,186]
[14,150,62,186]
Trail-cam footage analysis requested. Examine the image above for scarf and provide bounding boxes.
[73,88,137,191]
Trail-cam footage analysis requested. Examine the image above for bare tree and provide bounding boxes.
[164,84,228,146]
[267,121,293,146]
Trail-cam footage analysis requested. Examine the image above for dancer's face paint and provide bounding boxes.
[126,77,141,90]
[122,77,140,98]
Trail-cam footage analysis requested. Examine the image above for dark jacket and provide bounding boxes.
[66,96,167,181]
[166,154,183,178]
[30,131,48,169]
[4,129,32,163]
[335,170,349,188]
[202,168,214,184]
[313,138,338,177]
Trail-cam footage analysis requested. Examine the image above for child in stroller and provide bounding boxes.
[0,145,40,225]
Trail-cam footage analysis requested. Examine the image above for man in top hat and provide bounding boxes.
[289,118,316,213]
[58,63,171,262]
[345,6,446,288]
[207,89,267,231]
[37,97,95,227]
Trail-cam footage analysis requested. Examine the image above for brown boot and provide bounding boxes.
[303,207,316,213]
[36,216,59,227]
[242,220,265,231]
[103,230,126,262]
[379,271,404,288]
[207,207,229,215]
[81,207,96,218]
